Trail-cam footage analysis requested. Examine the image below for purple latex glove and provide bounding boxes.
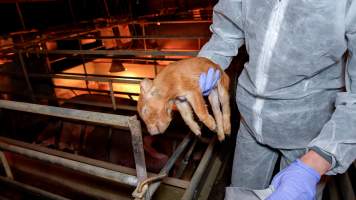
[266,159,320,200]
[199,67,220,96]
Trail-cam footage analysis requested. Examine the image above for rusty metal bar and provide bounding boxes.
[0,151,13,179]
[0,138,138,186]
[181,137,216,200]
[0,100,130,128]
[0,176,69,200]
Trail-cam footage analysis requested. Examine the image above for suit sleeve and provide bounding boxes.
[308,1,356,175]
[198,0,245,70]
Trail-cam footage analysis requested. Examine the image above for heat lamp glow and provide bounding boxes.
[53,58,162,101]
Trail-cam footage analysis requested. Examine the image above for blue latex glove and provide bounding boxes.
[199,67,220,96]
[266,159,320,200]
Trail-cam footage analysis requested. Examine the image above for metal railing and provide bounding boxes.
[0,99,202,199]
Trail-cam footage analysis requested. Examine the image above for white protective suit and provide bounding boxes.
[198,0,356,196]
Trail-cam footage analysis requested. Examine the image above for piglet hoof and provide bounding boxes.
[205,115,216,131]
[217,133,225,141]
[191,124,202,136]
[223,121,231,136]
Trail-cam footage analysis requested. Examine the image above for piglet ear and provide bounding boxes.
[140,78,153,94]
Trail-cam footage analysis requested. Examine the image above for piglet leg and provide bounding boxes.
[208,89,225,141]
[186,91,216,131]
[175,100,201,136]
[218,82,231,135]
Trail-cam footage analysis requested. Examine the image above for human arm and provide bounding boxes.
[306,0,356,175]
[198,0,245,70]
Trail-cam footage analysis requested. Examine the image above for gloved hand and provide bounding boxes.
[199,67,220,96]
[266,159,320,200]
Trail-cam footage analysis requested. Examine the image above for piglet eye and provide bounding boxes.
[142,106,148,115]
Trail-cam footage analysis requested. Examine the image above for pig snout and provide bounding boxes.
[147,124,161,135]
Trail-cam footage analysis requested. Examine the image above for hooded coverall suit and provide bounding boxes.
[198,0,356,198]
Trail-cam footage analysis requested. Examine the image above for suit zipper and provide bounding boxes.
[253,0,289,138]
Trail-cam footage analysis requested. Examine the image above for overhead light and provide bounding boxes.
[109,59,126,73]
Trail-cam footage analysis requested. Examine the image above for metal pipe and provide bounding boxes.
[32,73,142,84]
[175,138,197,178]
[58,35,210,40]
[0,100,130,128]
[0,151,13,179]
[142,24,147,51]
[0,176,69,200]
[0,90,138,111]
[0,140,138,186]
[146,134,192,199]
[41,49,199,57]
[13,163,128,199]
[78,40,91,94]
[67,0,76,23]
[102,0,111,18]
[131,20,211,25]
[18,51,36,102]
[108,80,117,110]
[53,85,139,96]
[15,3,26,30]
[0,135,190,192]
[181,137,216,200]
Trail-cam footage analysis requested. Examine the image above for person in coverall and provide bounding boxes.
[197,0,356,199]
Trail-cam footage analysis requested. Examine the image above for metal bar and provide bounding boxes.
[42,49,198,57]
[102,0,111,18]
[53,85,139,96]
[32,73,142,84]
[0,176,69,200]
[67,0,76,23]
[175,138,197,178]
[128,116,148,199]
[18,51,36,102]
[78,40,91,94]
[146,134,192,199]
[13,162,130,200]
[181,137,216,200]
[108,80,117,110]
[15,3,26,30]
[131,20,211,25]
[0,151,13,179]
[58,35,210,40]
[0,90,138,111]
[0,100,130,128]
[142,24,147,51]
[0,139,138,186]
